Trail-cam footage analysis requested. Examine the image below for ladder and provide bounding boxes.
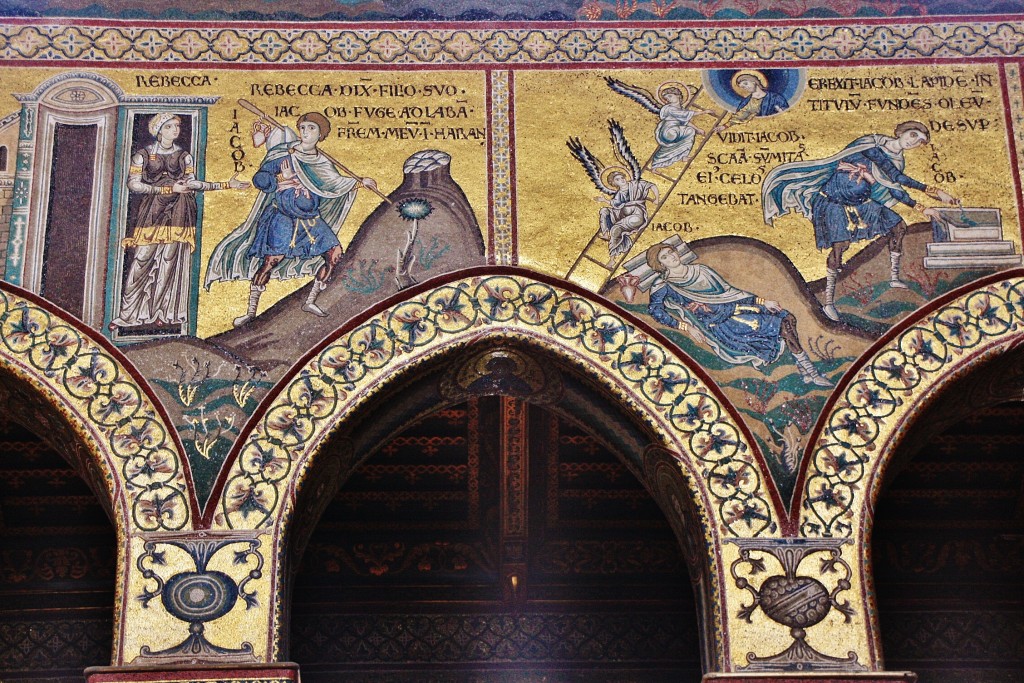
[564,89,727,290]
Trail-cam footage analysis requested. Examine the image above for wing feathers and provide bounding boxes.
[605,76,661,115]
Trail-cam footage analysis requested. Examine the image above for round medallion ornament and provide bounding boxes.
[162,570,239,623]
[758,575,831,628]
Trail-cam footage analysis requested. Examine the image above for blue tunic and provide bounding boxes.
[246,154,342,260]
[648,265,786,367]
[810,146,925,249]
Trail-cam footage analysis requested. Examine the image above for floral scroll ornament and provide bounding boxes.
[802,279,1024,537]
[0,294,188,531]
[220,276,773,536]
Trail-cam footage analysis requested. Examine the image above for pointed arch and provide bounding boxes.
[797,272,1024,538]
[792,271,1024,668]
[206,269,782,664]
[211,270,779,537]
[0,282,194,533]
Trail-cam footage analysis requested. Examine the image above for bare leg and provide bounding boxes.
[316,246,343,283]
[253,254,285,288]
[305,246,343,317]
[779,313,803,355]
[235,255,284,327]
[826,241,849,272]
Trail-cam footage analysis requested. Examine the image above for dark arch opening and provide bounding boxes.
[0,383,117,681]
[872,347,1024,681]
[284,344,708,680]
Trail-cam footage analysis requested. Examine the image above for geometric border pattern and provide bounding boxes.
[213,274,776,539]
[800,276,1024,537]
[0,285,189,532]
[0,20,1022,64]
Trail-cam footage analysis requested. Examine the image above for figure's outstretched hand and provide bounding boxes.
[360,177,378,191]
[227,173,251,190]
[935,189,959,205]
[763,300,783,314]
[172,180,191,193]
[921,207,942,221]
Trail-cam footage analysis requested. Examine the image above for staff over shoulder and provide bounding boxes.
[204,107,380,326]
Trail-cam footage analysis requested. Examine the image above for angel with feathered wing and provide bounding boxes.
[605,77,716,170]
[567,120,659,267]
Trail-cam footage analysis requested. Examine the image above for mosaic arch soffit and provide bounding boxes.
[796,269,1024,538]
[0,281,195,533]
[201,268,1024,541]
[205,267,782,540]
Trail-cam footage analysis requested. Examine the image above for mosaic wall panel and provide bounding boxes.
[0,5,1023,679]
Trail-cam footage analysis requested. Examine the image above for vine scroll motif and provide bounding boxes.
[220,276,773,537]
[0,290,188,531]
[802,278,1024,537]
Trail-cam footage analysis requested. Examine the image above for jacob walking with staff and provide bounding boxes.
[205,103,380,326]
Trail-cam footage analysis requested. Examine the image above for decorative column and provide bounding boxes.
[5,102,35,285]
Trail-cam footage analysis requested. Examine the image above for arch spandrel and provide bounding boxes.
[762,271,1024,673]
[209,270,781,543]
[0,282,202,666]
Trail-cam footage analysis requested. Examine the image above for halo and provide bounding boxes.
[731,69,768,93]
[600,165,630,187]
[658,81,692,104]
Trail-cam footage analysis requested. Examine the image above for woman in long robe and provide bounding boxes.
[111,113,246,332]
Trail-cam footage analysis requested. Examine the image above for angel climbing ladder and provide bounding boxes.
[564,78,727,286]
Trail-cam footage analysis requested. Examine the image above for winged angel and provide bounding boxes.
[605,77,716,170]
[568,120,659,267]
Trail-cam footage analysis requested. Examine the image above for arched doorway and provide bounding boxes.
[290,393,703,680]
[873,400,1024,681]
[0,411,117,682]
[867,334,1024,681]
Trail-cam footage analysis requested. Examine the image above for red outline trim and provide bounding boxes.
[5,15,1024,29]
[486,69,496,264]
[508,70,519,266]
[1005,62,1024,245]
[0,56,1015,72]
